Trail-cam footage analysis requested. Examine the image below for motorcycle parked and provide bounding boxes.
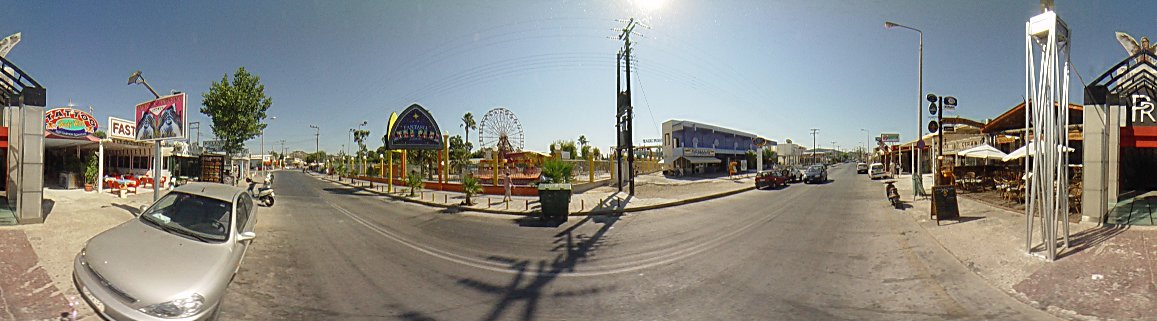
[247,173,275,207]
[884,180,900,208]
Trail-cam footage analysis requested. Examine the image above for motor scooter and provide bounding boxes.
[247,173,275,207]
[884,180,900,208]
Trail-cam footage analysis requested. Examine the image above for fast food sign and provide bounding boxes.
[108,117,136,140]
[45,108,98,137]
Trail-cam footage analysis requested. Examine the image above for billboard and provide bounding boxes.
[880,133,900,143]
[386,104,444,150]
[134,93,187,141]
[108,117,136,140]
[45,108,98,137]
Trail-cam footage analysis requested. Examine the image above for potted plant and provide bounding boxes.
[538,158,574,221]
[83,155,99,192]
[406,171,423,197]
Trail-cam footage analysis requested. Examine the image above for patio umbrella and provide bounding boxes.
[956,143,1008,160]
[1002,142,1075,162]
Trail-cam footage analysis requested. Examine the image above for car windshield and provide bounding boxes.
[806,166,824,173]
[139,192,232,242]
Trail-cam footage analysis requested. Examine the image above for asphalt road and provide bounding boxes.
[218,165,1059,321]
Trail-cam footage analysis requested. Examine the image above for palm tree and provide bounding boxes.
[462,112,476,152]
[578,135,588,148]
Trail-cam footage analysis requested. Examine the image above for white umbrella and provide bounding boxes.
[1002,142,1075,162]
[956,143,1008,160]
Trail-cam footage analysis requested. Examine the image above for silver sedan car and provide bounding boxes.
[74,183,258,320]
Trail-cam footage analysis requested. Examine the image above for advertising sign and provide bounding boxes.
[880,133,900,143]
[386,104,444,150]
[108,117,136,140]
[45,108,99,137]
[134,93,187,141]
[682,148,715,157]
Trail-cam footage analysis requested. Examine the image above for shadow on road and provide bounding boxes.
[111,202,141,216]
[453,214,620,321]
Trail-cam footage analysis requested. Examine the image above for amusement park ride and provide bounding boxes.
[475,107,543,185]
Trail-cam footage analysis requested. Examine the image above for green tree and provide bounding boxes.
[462,175,481,205]
[200,67,273,155]
[448,135,471,176]
[592,147,602,160]
[763,149,777,164]
[352,129,371,159]
[462,112,476,152]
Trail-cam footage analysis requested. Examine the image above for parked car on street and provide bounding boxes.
[804,165,828,184]
[857,162,868,174]
[869,162,889,180]
[755,169,788,189]
[74,183,258,320]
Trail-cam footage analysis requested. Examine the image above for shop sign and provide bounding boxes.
[134,93,187,141]
[641,138,662,145]
[880,133,900,143]
[108,117,136,140]
[682,148,715,157]
[386,104,444,150]
[45,108,98,137]
[1126,92,1157,127]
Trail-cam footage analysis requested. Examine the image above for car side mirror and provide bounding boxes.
[137,205,148,216]
[237,231,257,241]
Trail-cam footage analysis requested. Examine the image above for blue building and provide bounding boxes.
[662,119,775,175]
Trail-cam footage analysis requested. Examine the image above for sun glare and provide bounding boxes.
[635,0,666,12]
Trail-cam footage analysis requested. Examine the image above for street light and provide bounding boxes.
[885,20,923,198]
[128,70,163,201]
[309,124,320,157]
[860,129,869,162]
[261,116,276,171]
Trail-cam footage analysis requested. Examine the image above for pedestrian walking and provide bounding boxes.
[503,170,513,202]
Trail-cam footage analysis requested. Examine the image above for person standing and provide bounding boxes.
[503,170,513,202]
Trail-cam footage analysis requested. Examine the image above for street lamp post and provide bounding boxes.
[261,116,276,172]
[127,71,163,202]
[861,129,869,162]
[885,21,924,199]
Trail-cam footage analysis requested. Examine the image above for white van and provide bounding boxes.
[869,163,888,179]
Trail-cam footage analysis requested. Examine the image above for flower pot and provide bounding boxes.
[537,183,572,222]
[84,183,94,192]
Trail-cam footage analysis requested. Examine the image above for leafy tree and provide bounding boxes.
[462,112,476,152]
[763,148,778,164]
[552,140,577,159]
[200,67,273,155]
[352,129,371,159]
[305,151,327,164]
[541,158,574,184]
[581,145,591,160]
[448,135,472,176]
[578,135,588,148]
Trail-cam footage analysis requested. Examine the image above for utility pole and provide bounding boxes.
[614,18,645,196]
[309,125,319,154]
[810,128,819,165]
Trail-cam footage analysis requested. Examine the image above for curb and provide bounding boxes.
[311,173,755,216]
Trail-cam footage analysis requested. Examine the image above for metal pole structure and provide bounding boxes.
[1024,6,1070,261]
[885,21,924,199]
[615,50,622,193]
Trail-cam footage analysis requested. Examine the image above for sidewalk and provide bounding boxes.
[0,188,157,321]
[891,174,1157,320]
[315,171,757,215]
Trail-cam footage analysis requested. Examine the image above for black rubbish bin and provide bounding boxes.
[538,183,572,222]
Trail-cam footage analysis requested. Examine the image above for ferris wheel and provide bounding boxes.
[477,107,524,154]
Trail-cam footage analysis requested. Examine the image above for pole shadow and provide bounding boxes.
[453,214,620,321]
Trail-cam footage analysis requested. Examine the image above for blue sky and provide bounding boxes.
[1,1,1151,155]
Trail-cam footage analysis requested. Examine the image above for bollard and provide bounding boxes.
[444,194,448,204]
[488,198,492,208]
[581,199,584,211]
[525,199,529,210]
[506,201,509,210]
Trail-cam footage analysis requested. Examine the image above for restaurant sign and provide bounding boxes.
[45,108,98,137]
[108,117,136,140]
[880,133,900,143]
[386,104,444,150]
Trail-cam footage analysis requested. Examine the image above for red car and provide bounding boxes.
[755,170,788,189]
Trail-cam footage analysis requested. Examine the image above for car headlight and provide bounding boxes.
[138,293,204,318]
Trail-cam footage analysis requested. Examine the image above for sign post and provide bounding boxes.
[134,93,187,200]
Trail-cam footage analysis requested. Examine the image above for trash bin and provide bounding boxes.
[537,183,572,222]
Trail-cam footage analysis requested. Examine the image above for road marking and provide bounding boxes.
[323,189,798,278]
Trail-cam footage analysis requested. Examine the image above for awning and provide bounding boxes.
[956,143,1008,160]
[679,156,721,164]
[1002,142,1075,162]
